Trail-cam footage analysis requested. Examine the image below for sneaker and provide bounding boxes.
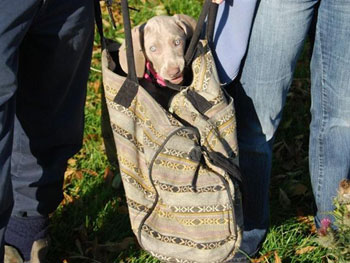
[4,245,23,263]
[4,238,50,263]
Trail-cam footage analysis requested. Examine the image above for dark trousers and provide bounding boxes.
[0,0,94,259]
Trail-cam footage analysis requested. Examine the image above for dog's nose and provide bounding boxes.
[167,67,181,78]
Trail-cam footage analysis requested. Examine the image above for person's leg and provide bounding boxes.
[0,97,15,263]
[230,0,318,260]
[309,0,350,227]
[4,0,95,261]
[0,1,42,261]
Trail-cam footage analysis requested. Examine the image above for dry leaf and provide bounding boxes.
[251,251,273,262]
[75,170,84,180]
[91,58,100,67]
[81,169,99,177]
[84,133,99,142]
[102,19,111,27]
[92,80,100,94]
[63,192,74,204]
[104,167,114,184]
[64,168,75,178]
[297,215,310,224]
[295,246,316,255]
[310,223,317,234]
[68,158,77,167]
[274,251,282,263]
[63,168,76,188]
[296,215,317,234]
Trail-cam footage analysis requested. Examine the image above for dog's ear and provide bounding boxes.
[119,26,146,78]
[173,14,197,38]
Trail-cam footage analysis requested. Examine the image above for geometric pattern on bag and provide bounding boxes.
[102,38,243,262]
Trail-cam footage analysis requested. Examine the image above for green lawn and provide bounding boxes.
[48,1,328,262]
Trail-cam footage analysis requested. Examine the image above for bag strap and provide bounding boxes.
[206,2,219,48]
[94,0,106,50]
[94,0,120,171]
[184,0,218,65]
[112,0,141,108]
[120,0,139,84]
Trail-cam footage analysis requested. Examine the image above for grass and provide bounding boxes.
[48,1,328,262]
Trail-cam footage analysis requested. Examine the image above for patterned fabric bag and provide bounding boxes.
[96,0,243,262]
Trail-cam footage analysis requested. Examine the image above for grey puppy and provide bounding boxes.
[119,14,197,85]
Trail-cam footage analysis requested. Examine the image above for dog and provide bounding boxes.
[119,14,196,107]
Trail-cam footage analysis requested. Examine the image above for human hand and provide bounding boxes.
[212,0,224,4]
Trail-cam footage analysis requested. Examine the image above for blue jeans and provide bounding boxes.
[217,0,350,260]
[0,0,94,260]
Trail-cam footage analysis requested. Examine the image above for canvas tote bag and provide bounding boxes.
[95,0,244,261]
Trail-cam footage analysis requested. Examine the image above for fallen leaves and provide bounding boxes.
[295,246,317,255]
[92,80,101,94]
[296,215,317,234]
[274,251,282,263]
[251,251,273,262]
[251,251,282,263]
[103,166,115,185]
[81,168,99,177]
[63,168,83,190]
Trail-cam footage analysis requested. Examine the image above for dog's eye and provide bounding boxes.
[150,46,157,52]
[174,39,181,46]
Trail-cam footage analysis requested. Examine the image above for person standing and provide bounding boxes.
[0,0,95,262]
[214,0,350,262]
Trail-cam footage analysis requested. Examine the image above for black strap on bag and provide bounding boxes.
[94,0,119,170]
[94,0,106,50]
[184,0,218,65]
[113,0,140,107]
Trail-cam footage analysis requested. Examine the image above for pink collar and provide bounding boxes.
[144,61,167,87]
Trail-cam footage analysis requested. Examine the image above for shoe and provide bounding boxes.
[4,238,50,263]
[4,245,23,263]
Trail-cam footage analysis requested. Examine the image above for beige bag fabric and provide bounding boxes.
[102,36,243,262]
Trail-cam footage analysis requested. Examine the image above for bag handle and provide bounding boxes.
[93,0,139,85]
[94,0,106,51]
[120,0,139,84]
[206,1,219,48]
[184,0,218,65]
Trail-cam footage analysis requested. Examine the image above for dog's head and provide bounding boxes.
[119,14,197,84]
